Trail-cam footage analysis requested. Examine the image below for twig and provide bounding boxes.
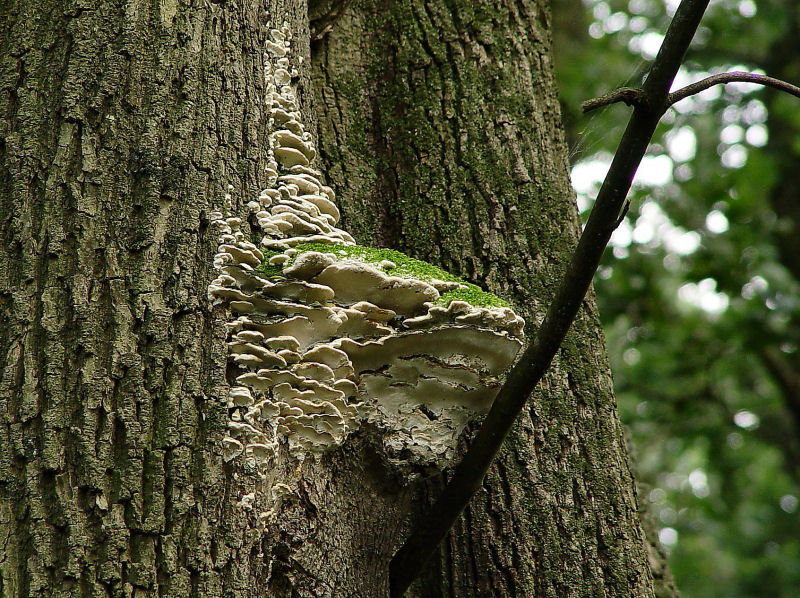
[582,87,645,113]
[612,199,632,231]
[667,71,800,106]
[388,1,712,596]
[584,71,800,116]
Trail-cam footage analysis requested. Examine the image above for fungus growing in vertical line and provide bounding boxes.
[206,21,526,522]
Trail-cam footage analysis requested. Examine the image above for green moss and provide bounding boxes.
[254,249,286,279]
[271,241,509,308]
[434,283,509,308]
[293,242,462,281]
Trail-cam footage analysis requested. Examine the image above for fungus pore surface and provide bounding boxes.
[208,24,525,494]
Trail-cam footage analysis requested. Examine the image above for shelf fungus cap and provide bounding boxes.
[313,261,439,316]
[283,251,336,280]
[222,437,244,462]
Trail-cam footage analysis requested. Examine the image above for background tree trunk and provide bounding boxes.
[1,0,656,596]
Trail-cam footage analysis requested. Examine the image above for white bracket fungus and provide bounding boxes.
[208,23,525,487]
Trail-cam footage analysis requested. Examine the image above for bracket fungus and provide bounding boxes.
[208,23,525,486]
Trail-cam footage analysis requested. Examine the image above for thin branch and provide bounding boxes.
[388,1,712,596]
[612,199,632,231]
[582,87,646,113]
[667,71,800,106]
[587,72,800,117]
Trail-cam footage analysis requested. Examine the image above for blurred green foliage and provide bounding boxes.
[553,1,800,596]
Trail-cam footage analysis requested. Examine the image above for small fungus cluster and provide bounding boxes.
[208,24,525,479]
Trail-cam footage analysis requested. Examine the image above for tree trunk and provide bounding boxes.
[0,0,655,596]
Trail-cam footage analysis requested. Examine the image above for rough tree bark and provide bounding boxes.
[1,0,657,596]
